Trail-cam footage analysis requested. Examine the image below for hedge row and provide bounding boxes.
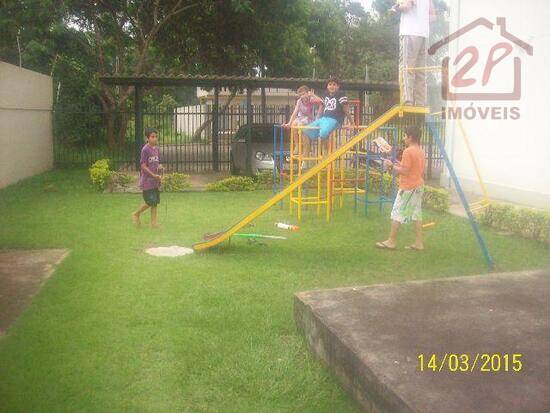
[479,204,550,246]
[211,169,451,213]
[89,159,190,192]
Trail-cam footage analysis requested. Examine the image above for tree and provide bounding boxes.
[157,0,312,77]
[57,0,205,148]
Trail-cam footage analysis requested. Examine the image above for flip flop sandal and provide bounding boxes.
[405,245,424,251]
[376,242,396,250]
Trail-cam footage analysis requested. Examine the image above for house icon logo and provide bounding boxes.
[429,17,533,101]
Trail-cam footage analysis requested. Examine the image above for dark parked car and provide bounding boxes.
[230,124,289,175]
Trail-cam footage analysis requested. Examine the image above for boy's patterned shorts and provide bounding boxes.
[391,186,424,224]
[143,188,161,207]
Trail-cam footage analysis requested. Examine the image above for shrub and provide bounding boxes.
[206,176,257,192]
[254,171,275,189]
[423,186,450,213]
[478,204,515,232]
[89,159,112,191]
[367,171,394,196]
[539,214,550,246]
[110,172,134,192]
[161,173,191,192]
[343,169,450,213]
[480,204,550,246]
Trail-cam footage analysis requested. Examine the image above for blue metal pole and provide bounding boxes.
[354,146,359,213]
[426,117,495,269]
[280,126,284,194]
[365,154,370,216]
[273,125,278,196]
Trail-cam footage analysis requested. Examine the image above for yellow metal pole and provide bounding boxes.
[340,132,347,208]
[456,116,491,202]
[317,139,322,216]
[326,164,331,222]
[289,127,294,215]
[326,135,334,221]
[298,129,303,221]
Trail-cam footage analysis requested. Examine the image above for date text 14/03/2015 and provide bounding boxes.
[417,353,523,373]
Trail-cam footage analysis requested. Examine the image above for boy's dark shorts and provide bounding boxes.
[142,188,160,207]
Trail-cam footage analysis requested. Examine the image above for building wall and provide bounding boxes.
[197,87,297,107]
[0,62,53,189]
[441,0,550,209]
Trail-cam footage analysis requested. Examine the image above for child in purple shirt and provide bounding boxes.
[132,128,163,228]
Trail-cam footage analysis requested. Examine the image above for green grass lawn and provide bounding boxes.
[1,169,549,412]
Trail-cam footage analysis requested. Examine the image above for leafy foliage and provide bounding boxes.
[88,159,112,191]
[422,186,450,213]
[206,176,257,192]
[254,171,275,190]
[109,172,134,192]
[161,173,191,192]
[479,204,550,246]
[2,0,450,149]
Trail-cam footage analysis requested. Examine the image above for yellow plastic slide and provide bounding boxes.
[193,105,428,251]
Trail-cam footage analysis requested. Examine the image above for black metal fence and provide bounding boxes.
[54,103,290,172]
[53,103,445,177]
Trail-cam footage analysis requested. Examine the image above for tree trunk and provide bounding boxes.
[192,88,238,141]
[105,109,116,150]
[116,111,130,148]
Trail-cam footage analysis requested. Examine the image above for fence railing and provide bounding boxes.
[53,103,445,177]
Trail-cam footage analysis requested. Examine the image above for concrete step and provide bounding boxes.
[295,270,550,413]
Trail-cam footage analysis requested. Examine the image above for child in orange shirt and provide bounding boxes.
[377,126,426,250]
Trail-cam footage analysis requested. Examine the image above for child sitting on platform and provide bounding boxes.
[284,85,322,158]
[305,76,353,155]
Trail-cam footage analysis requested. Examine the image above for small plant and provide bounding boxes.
[161,173,191,192]
[367,171,394,196]
[423,186,450,213]
[343,169,450,213]
[206,176,257,192]
[89,159,112,191]
[539,214,550,246]
[254,171,275,189]
[480,204,550,246]
[110,172,134,192]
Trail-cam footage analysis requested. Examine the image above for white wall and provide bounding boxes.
[0,62,53,189]
[441,0,550,209]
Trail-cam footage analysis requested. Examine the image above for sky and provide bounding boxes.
[358,0,374,12]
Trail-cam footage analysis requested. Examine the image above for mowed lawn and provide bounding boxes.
[1,170,549,413]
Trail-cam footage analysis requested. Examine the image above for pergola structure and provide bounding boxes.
[99,74,399,173]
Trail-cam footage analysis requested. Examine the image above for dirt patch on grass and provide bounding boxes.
[0,249,69,336]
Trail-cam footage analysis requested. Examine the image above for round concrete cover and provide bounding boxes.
[145,246,194,257]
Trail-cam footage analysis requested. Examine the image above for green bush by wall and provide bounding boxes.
[479,204,550,246]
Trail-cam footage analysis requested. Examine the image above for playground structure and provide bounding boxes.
[193,104,430,249]
[194,65,497,269]
[272,123,399,222]
[186,57,498,268]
